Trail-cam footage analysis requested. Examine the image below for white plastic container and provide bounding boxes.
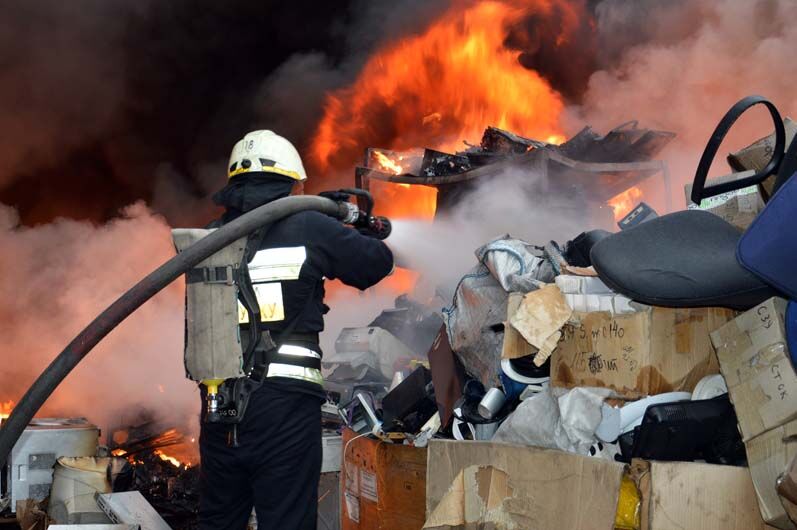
[5,417,98,512]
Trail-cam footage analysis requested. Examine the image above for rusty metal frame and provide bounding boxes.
[357,149,673,212]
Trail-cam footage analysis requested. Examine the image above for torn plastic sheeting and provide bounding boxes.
[443,264,508,387]
[443,237,556,386]
[492,386,611,456]
[476,235,555,292]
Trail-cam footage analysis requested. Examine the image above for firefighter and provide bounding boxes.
[198,130,393,530]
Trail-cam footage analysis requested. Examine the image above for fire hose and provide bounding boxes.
[0,195,358,468]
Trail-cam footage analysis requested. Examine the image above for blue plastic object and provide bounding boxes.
[499,371,527,401]
[786,301,797,369]
[737,171,797,299]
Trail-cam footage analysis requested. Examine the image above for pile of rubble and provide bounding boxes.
[356,121,675,222]
[2,98,795,530]
[333,100,797,530]
[0,416,198,530]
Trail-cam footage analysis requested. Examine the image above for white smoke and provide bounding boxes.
[0,202,196,436]
[317,163,594,359]
[571,0,797,211]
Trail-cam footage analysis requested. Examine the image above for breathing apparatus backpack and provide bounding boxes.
[173,227,285,426]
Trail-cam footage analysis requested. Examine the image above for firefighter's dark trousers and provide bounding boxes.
[198,381,322,530]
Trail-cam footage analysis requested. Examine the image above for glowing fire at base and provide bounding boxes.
[0,400,13,421]
[154,449,189,469]
[369,180,437,221]
[608,186,643,221]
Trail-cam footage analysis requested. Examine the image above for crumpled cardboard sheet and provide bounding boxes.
[423,440,624,530]
[492,386,611,455]
[508,284,573,366]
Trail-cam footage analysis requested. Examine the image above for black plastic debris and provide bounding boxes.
[618,202,658,230]
[381,366,436,434]
[617,395,746,466]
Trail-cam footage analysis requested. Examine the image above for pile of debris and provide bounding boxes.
[336,100,797,530]
[108,422,199,530]
[356,122,675,223]
[0,415,198,530]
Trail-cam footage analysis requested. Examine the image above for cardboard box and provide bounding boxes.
[745,420,797,529]
[685,172,764,230]
[778,452,797,524]
[341,428,427,530]
[635,460,772,530]
[710,297,797,441]
[424,440,625,529]
[552,305,735,399]
[728,117,797,198]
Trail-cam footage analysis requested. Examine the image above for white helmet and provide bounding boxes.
[228,130,307,181]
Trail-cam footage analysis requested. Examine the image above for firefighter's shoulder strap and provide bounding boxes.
[172,228,248,382]
[237,224,273,373]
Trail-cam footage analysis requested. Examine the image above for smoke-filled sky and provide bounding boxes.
[2,0,794,227]
[1,0,795,436]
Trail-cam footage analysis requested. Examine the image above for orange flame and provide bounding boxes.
[310,0,576,220]
[0,400,13,421]
[154,449,190,469]
[608,186,643,221]
[373,152,404,175]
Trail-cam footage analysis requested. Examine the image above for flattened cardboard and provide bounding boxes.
[552,305,734,399]
[341,428,426,530]
[424,440,624,530]
[710,297,797,441]
[638,460,771,530]
[745,420,797,529]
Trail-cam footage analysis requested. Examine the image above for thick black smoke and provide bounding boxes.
[3,0,792,227]
[0,0,359,225]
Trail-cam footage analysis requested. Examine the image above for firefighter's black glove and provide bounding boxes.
[318,190,351,202]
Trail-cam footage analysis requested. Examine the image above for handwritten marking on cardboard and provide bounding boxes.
[771,363,789,400]
[588,353,619,375]
[758,304,774,329]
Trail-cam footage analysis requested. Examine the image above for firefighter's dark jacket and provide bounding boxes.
[211,174,394,336]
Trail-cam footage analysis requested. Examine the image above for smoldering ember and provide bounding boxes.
[0,1,796,529]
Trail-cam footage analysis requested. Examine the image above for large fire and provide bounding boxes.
[310,0,579,219]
